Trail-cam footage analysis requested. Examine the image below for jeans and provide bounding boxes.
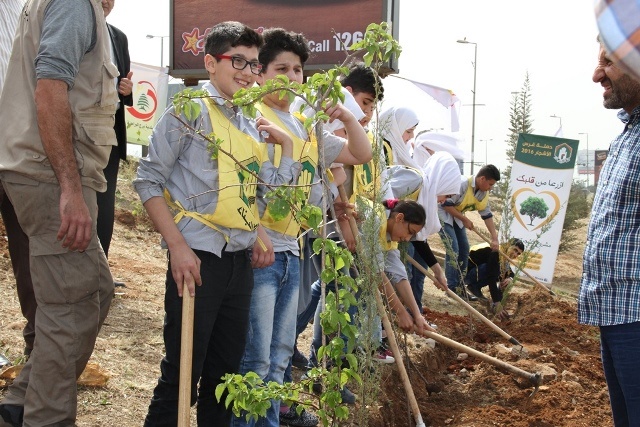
[407,243,427,312]
[231,251,300,427]
[144,249,253,427]
[599,321,640,427]
[440,222,469,292]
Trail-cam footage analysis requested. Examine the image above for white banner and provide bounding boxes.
[507,134,579,284]
[125,62,169,146]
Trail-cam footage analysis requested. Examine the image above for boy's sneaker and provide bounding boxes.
[374,347,395,364]
[292,347,309,370]
[466,286,488,302]
[280,404,319,427]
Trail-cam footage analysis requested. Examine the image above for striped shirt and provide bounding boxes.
[578,106,640,326]
[0,0,24,92]
[596,0,640,83]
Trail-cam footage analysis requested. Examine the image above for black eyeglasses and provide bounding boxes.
[405,221,421,238]
[214,54,262,75]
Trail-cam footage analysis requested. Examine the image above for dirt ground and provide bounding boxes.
[0,168,607,426]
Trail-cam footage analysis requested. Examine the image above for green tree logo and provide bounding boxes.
[519,196,549,226]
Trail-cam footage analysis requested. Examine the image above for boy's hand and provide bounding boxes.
[256,116,293,147]
[461,216,474,230]
[395,309,414,333]
[414,315,437,335]
[431,270,449,292]
[252,226,275,268]
[169,243,202,297]
[324,102,356,124]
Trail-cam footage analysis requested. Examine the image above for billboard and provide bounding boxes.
[594,149,609,185]
[170,0,398,80]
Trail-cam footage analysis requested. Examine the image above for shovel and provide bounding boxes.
[405,254,524,348]
[178,283,195,426]
[472,229,555,296]
[420,329,541,398]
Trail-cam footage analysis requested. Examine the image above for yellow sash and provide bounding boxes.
[163,99,267,235]
[356,195,397,251]
[455,176,489,214]
[256,104,319,236]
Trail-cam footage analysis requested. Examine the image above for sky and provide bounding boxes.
[108,0,619,175]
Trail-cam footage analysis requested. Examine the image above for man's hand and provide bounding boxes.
[118,71,133,96]
[499,277,513,290]
[58,190,93,251]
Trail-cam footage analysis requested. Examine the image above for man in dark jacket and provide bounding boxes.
[98,0,133,268]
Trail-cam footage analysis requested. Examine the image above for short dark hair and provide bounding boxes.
[384,199,426,226]
[204,21,264,58]
[477,164,500,181]
[340,63,384,101]
[259,28,310,69]
[509,238,525,252]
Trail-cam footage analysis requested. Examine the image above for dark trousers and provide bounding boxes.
[144,249,254,427]
[600,321,640,427]
[0,189,35,354]
[96,146,120,258]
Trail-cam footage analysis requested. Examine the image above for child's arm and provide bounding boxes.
[142,196,202,297]
[252,225,274,268]
[380,273,414,332]
[326,103,372,165]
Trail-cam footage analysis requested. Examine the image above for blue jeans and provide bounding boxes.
[440,222,469,292]
[600,321,640,427]
[231,251,300,427]
[407,243,427,312]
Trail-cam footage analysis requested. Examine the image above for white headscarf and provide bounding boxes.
[416,151,462,238]
[413,131,467,168]
[378,106,420,169]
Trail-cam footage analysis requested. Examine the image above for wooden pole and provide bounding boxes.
[406,255,523,347]
[471,229,555,295]
[178,284,195,426]
[337,185,425,427]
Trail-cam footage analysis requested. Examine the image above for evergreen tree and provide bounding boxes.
[495,73,534,205]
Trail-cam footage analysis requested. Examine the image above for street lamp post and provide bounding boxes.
[550,114,562,136]
[146,34,168,67]
[457,38,477,175]
[579,132,590,188]
[480,139,493,165]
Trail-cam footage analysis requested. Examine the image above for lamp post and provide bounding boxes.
[579,132,589,188]
[146,34,168,67]
[550,114,562,136]
[457,38,477,175]
[480,139,493,165]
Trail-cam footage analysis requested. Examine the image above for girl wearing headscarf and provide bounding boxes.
[378,106,420,168]
[408,151,462,309]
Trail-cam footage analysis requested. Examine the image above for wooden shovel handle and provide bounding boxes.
[178,284,195,426]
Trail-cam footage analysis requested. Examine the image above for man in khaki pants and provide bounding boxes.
[0,0,118,425]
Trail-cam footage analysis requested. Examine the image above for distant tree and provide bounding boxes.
[559,179,592,253]
[495,73,534,206]
[519,196,549,225]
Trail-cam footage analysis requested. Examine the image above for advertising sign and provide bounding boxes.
[170,0,398,80]
[594,149,609,185]
[507,134,579,284]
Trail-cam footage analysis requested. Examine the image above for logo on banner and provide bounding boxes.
[553,143,573,164]
[511,188,560,231]
[127,81,158,122]
[182,27,210,56]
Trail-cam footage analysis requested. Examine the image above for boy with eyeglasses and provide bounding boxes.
[135,21,301,426]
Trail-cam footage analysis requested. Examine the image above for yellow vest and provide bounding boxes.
[455,176,489,214]
[164,99,267,235]
[256,104,319,236]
